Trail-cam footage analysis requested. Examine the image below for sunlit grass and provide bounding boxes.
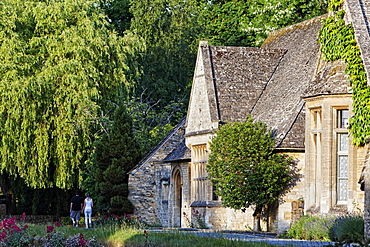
[25,224,277,247]
[105,229,277,247]
[26,224,115,242]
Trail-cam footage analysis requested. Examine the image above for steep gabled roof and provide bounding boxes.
[251,15,327,146]
[303,59,350,98]
[207,46,286,122]
[185,43,286,134]
[163,139,191,162]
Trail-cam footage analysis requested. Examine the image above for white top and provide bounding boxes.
[84,198,93,210]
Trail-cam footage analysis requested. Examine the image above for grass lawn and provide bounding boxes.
[25,224,277,246]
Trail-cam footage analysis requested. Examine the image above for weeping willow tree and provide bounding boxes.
[0,0,143,189]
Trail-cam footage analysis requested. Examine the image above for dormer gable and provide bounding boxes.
[185,41,217,136]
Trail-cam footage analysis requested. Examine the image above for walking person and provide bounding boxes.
[70,190,84,227]
[82,192,94,229]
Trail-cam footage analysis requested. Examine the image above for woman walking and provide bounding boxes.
[82,193,94,229]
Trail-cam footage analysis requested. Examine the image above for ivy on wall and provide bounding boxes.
[319,0,370,146]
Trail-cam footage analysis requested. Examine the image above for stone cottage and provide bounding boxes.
[128,1,369,233]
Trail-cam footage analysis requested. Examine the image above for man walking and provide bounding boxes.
[70,190,84,227]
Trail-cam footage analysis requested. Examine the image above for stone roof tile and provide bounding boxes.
[209,46,286,122]
[303,60,350,97]
[278,107,305,148]
[251,15,326,144]
[163,139,191,161]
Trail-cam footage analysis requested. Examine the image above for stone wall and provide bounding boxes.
[128,120,186,226]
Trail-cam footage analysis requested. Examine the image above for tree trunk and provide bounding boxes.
[253,206,263,232]
[0,173,17,214]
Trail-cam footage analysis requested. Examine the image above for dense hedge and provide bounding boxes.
[285,214,364,244]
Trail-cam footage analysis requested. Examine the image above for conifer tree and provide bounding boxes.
[92,105,142,215]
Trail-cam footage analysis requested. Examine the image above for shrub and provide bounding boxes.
[0,214,30,246]
[329,215,364,245]
[286,214,334,241]
[0,214,102,246]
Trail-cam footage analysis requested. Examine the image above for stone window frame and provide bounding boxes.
[333,107,349,205]
[310,107,322,206]
[191,144,209,202]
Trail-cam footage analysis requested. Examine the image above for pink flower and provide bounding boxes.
[20,212,26,221]
[78,233,87,246]
[54,221,61,227]
[11,224,20,232]
[46,225,54,233]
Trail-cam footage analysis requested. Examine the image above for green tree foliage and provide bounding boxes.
[0,0,143,189]
[130,0,199,107]
[127,98,185,152]
[198,1,251,46]
[199,0,328,47]
[99,0,133,36]
[207,116,298,231]
[88,105,142,215]
[123,0,201,152]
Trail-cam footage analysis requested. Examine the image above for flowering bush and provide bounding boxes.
[0,213,101,246]
[183,209,207,229]
[183,212,194,228]
[0,213,31,246]
[286,214,335,241]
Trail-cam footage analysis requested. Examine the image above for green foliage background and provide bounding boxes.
[0,0,330,215]
[199,0,328,47]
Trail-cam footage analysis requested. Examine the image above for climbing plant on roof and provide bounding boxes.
[319,0,370,146]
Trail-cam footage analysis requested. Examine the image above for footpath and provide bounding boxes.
[147,229,335,247]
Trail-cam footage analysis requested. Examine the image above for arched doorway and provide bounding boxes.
[173,168,182,227]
